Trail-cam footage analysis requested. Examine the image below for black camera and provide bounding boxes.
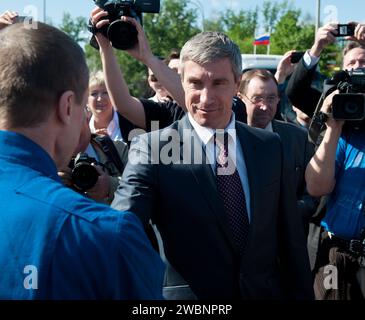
[13,16,33,24]
[91,0,160,50]
[335,24,355,37]
[322,68,365,130]
[309,68,365,145]
[69,153,100,191]
[290,51,304,64]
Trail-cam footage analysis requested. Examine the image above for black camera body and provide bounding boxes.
[325,68,365,129]
[93,0,160,50]
[290,51,304,64]
[69,153,100,191]
[335,24,355,37]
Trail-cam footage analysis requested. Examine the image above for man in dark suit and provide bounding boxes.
[238,69,318,232]
[112,32,314,300]
[286,23,365,117]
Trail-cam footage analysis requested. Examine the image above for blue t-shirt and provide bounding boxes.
[0,131,165,299]
[321,130,365,239]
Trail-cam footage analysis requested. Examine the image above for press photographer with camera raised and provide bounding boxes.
[89,3,247,132]
[58,114,128,204]
[88,1,186,131]
[305,88,365,300]
[286,22,365,117]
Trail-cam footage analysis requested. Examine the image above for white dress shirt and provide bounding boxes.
[89,109,123,141]
[187,113,251,220]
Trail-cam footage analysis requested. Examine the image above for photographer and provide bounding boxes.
[305,90,365,299]
[89,7,246,132]
[59,115,128,204]
[286,22,365,117]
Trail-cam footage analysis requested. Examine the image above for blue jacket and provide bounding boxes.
[0,130,164,299]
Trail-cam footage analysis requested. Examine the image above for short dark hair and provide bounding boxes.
[239,69,279,95]
[343,41,365,57]
[164,49,180,65]
[0,22,89,128]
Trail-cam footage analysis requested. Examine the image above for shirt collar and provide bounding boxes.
[89,109,121,140]
[264,121,273,132]
[187,112,236,146]
[0,130,61,182]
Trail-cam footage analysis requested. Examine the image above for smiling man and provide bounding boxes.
[112,32,314,300]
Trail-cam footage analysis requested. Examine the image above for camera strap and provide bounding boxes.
[91,134,125,174]
[87,19,100,50]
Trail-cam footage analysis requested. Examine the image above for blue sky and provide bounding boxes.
[0,0,364,27]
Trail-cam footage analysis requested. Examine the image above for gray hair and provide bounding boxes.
[180,32,242,81]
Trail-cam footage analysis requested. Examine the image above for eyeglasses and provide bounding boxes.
[149,74,158,82]
[89,91,109,98]
[244,94,278,105]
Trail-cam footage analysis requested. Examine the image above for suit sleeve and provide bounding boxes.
[286,59,322,117]
[296,135,319,225]
[111,133,158,226]
[277,137,315,299]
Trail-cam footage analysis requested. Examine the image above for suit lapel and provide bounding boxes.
[235,124,260,237]
[177,116,239,254]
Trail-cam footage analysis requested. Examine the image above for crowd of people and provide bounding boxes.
[0,7,365,300]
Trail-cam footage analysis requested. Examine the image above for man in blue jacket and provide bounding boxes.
[0,20,164,299]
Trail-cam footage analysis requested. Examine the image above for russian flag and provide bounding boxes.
[253,34,270,46]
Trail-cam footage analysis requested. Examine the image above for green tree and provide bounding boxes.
[59,12,88,44]
[270,10,314,54]
[261,0,293,34]
[143,0,200,58]
[221,8,259,51]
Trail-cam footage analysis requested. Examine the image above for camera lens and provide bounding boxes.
[344,102,360,115]
[107,20,138,50]
[72,163,99,191]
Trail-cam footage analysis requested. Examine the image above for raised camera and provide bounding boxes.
[290,51,304,64]
[332,94,365,120]
[325,68,365,130]
[13,16,33,24]
[335,24,355,37]
[69,152,100,191]
[91,0,160,50]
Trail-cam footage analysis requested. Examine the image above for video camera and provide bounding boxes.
[324,68,365,122]
[309,68,365,145]
[68,153,101,192]
[89,0,160,50]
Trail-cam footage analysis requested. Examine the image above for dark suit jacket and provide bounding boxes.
[271,120,318,227]
[286,59,321,117]
[112,115,314,300]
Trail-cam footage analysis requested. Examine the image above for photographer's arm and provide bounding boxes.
[123,16,186,110]
[0,10,17,29]
[309,23,337,58]
[346,22,365,46]
[275,50,296,84]
[305,91,344,197]
[92,8,147,130]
